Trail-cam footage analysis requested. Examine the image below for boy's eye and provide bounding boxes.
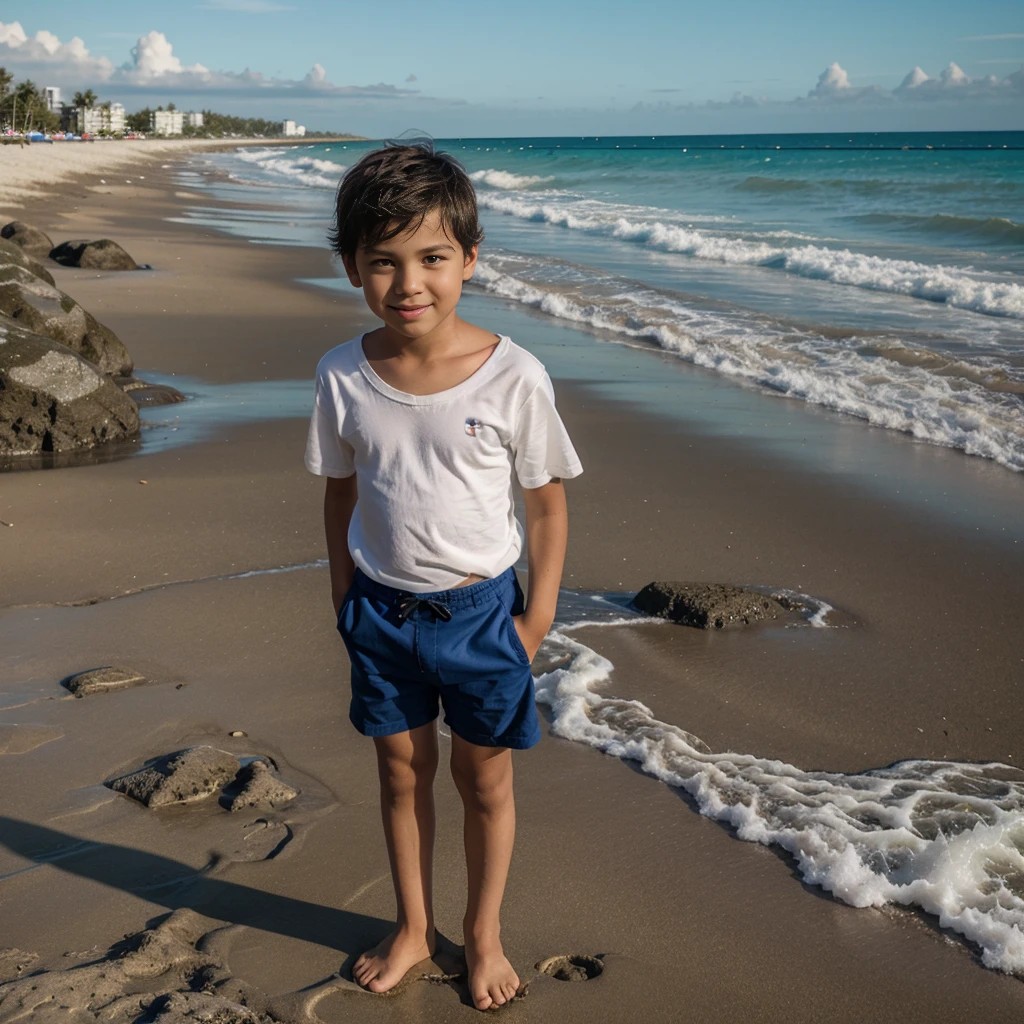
[371,258,393,267]
[423,255,444,265]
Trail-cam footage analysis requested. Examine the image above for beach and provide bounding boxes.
[2,143,1024,1024]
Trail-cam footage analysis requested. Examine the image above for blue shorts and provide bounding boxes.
[336,566,541,750]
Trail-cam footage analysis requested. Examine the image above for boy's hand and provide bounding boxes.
[512,613,549,663]
[333,581,353,617]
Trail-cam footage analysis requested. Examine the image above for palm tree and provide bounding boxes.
[72,89,97,109]
[14,79,39,132]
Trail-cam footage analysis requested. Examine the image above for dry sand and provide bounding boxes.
[0,136,361,205]
[1,163,1023,1023]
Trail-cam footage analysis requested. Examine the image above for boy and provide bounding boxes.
[304,143,583,1011]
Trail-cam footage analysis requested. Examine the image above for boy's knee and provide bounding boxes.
[377,742,437,797]
[450,753,513,812]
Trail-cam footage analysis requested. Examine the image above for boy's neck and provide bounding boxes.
[371,312,479,362]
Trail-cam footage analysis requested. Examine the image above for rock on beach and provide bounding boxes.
[0,318,140,455]
[0,236,56,287]
[228,759,299,812]
[0,275,132,375]
[106,746,242,808]
[633,581,787,628]
[0,221,53,259]
[49,238,139,271]
[63,666,147,698]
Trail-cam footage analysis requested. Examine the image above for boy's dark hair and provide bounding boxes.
[329,141,484,259]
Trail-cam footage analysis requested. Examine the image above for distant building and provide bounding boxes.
[61,102,126,135]
[282,119,306,137]
[185,111,204,128]
[151,109,184,136]
[44,86,61,113]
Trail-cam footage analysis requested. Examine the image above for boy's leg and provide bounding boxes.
[449,733,521,1011]
[353,722,439,992]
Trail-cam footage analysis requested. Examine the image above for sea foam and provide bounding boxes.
[536,606,1024,976]
[469,168,553,190]
[473,254,1024,471]
[231,147,344,190]
[476,191,1024,320]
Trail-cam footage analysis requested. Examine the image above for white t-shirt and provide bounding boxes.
[305,333,583,593]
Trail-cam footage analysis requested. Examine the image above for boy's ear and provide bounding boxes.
[341,253,362,288]
[462,244,479,282]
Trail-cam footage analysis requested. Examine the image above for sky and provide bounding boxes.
[2,1,1023,136]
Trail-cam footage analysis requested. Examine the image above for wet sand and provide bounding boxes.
[1,164,1024,1023]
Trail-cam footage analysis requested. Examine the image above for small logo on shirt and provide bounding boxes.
[465,417,483,437]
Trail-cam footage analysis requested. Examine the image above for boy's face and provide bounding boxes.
[343,210,478,340]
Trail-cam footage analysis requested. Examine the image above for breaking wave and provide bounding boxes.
[536,601,1024,977]
[231,147,345,190]
[473,252,1024,471]
[469,168,554,189]
[476,192,1024,319]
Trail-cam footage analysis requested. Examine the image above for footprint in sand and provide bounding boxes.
[536,954,604,982]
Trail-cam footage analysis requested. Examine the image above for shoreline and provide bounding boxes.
[0,136,364,207]
[1,160,1023,1021]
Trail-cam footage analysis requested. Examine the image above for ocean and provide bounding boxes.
[168,133,1024,979]
[190,130,1024,472]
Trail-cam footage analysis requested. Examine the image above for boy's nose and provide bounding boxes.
[392,266,423,296]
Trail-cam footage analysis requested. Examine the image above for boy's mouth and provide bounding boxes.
[389,304,431,321]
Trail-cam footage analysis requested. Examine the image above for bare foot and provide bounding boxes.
[352,926,436,994]
[465,934,521,1011]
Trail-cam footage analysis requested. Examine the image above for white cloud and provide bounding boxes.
[0,19,114,82]
[0,21,413,101]
[898,66,930,89]
[939,61,969,86]
[811,62,852,95]
[304,63,327,87]
[123,30,210,83]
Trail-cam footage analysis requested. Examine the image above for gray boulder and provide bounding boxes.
[633,581,786,629]
[0,220,53,259]
[0,275,132,375]
[107,746,242,808]
[0,318,140,454]
[63,666,147,697]
[49,238,138,271]
[117,375,187,406]
[0,237,55,286]
[228,759,298,812]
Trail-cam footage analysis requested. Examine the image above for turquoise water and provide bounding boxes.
[182,132,1024,472]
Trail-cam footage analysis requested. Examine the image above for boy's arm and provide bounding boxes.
[324,475,358,615]
[513,479,568,660]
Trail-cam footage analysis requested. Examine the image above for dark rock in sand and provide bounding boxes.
[116,375,187,406]
[82,311,133,375]
[0,276,132,375]
[0,319,140,455]
[633,581,786,629]
[63,666,147,697]
[49,238,138,271]
[228,759,298,812]
[1,220,53,259]
[107,746,242,808]
[0,237,56,286]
